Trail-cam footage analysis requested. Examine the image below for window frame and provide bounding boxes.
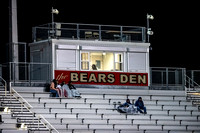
[80,51,123,71]
[114,53,123,71]
[80,52,90,70]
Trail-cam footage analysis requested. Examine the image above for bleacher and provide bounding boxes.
[0,87,56,133]
[1,86,199,133]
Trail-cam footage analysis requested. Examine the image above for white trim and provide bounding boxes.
[52,39,150,47]
[128,47,147,52]
[56,44,78,50]
[82,46,126,52]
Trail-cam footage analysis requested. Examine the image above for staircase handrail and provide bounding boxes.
[185,74,200,91]
[0,75,7,96]
[11,88,33,108]
[10,85,59,133]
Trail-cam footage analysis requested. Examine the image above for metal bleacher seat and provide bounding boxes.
[6,87,200,133]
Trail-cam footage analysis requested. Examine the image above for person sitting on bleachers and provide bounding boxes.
[117,99,137,114]
[68,81,81,98]
[50,79,60,97]
[60,81,68,97]
[135,97,147,114]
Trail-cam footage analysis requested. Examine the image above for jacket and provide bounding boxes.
[135,99,144,108]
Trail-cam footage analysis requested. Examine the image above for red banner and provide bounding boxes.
[55,70,148,86]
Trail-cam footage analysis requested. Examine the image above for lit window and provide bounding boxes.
[81,51,123,71]
[115,53,123,71]
[81,52,89,70]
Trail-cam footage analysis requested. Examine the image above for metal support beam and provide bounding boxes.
[9,0,19,80]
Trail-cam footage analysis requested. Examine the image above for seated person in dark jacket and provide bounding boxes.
[122,99,132,107]
[135,97,147,114]
[117,99,137,114]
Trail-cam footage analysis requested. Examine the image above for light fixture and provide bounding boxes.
[52,9,59,14]
[147,28,154,35]
[147,14,154,20]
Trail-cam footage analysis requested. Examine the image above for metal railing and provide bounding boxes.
[186,70,200,88]
[185,74,200,92]
[10,87,59,133]
[150,67,186,90]
[184,74,200,108]
[32,22,147,43]
[0,75,7,96]
[2,62,200,92]
[7,62,52,86]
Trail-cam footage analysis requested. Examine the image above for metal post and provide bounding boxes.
[147,14,150,43]
[166,68,169,90]
[191,70,194,87]
[24,44,27,81]
[120,26,123,41]
[183,68,186,92]
[99,25,101,41]
[9,62,12,85]
[77,24,80,40]
[28,63,31,86]
[142,27,146,42]
[52,7,54,38]
[13,63,15,85]
[161,71,164,87]
[150,68,152,89]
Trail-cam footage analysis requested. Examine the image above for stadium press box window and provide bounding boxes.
[81,52,123,71]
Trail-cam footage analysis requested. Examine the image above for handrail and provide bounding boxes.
[38,114,59,133]
[36,22,145,29]
[0,75,7,96]
[10,86,59,133]
[185,74,200,88]
[11,88,33,108]
[185,74,200,92]
[33,22,146,43]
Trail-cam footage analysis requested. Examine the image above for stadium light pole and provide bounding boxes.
[9,0,19,81]
[146,13,154,42]
[51,7,59,38]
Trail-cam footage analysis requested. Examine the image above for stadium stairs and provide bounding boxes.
[1,86,198,133]
[0,86,54,133]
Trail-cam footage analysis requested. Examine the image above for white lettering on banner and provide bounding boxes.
[70,72,147,85]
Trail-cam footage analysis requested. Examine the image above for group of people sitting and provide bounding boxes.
[50,79,146,114]
[117,97,147,114]
[50,79,81,98]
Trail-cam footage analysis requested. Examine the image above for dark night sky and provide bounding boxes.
[1,1,200,70]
